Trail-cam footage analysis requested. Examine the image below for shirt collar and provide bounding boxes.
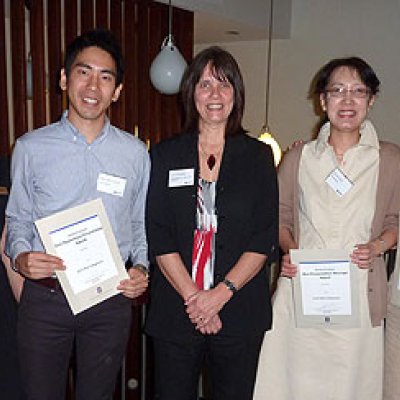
[60,110,111,144]
[313,119,380,157]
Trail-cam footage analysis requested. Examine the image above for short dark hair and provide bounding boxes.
[64,28,124,87]
[314,56,380,95]
[180,46,245,136]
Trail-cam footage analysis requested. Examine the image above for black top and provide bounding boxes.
[145,132,278,340]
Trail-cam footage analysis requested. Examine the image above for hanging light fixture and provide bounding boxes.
[258,0,282,166]
[150,0,187,95]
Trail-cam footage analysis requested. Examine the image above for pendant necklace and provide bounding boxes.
[199,142,224,171]
[207,154,216,170]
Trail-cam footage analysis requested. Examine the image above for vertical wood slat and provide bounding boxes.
[64,0,78,47]
[64,0,78,111]
[30,0,47,128]
[123,0,137,135]
[47,0,63,122]
[109,0,124,128]
[0,0,9,154]
[81,0,95,34]
[131,0,140,131]
[10,0,28,139]
[95,0,108,29]
[148,2,163,144]
[136,1,151,143]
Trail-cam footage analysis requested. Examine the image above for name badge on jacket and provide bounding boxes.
[168,168,194,187]
[97,173,126,197]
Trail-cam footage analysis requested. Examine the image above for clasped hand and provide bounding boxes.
[185,285,232,335]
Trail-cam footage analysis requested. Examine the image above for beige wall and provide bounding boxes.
[196,0,400,149]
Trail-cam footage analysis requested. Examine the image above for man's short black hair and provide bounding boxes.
[64,28,124,87]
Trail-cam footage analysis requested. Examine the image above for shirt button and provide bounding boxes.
[368,288,373,292]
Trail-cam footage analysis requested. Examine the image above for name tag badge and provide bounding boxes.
[325,168,353,197]
[168,168,194,187]
[97,173,127,197]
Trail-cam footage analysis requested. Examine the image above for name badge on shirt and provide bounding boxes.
[97,173,126,197]
[168,168,194,187]
[325,168,353,197]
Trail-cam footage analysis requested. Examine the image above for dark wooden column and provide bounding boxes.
[109,0,124,127]
[0,0,9,155]
[64,0,78,47]
[96,0,109,28]
[30,0,47,128]
[47,0,63,123]
[10,0,28,139]
[81,0,95,33]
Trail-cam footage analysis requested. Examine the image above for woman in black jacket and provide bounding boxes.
[145,46,278,400]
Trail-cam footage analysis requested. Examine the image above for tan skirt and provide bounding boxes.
[384,303,400,400]
[253,275,383,400]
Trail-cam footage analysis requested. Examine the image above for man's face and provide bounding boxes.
[60,46,122,127]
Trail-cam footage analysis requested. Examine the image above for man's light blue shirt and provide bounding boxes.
[6,111,150,268]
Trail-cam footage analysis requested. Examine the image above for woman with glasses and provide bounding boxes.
[253,57,400,400]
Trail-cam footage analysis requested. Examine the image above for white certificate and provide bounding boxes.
[290,249,360,329]
[35,199,128,314]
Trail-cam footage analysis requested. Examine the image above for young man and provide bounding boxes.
[5,29,150,400]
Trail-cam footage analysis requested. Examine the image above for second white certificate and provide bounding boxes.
[299,260,351,316]
[290,249,360,329]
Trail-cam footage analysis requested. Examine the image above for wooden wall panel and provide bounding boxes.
[64,0,78,46]
[145,3,194,145]
[30,0,47,128]
[10,0,28,139]
[0,0,9,155]
[123,0,137,136]
[95,0,108,29]
[136,1,151,143]
[109,0,124,127]
[47,0,63,122]
[81,0,95,34]
[4,0,192,149]
[148,3,163,144]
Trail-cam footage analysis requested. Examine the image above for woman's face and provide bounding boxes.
[319,66,375,135]
[194,63,234,131]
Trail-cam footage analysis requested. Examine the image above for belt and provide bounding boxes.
[32,277,60,290]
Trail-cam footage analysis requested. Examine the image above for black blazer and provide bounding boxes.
[145,131,278,340]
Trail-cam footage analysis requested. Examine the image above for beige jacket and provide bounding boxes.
[279,140,400,326]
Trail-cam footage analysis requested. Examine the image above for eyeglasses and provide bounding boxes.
[325,86,371,99]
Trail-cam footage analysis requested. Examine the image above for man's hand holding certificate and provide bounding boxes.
[35,199,130,314]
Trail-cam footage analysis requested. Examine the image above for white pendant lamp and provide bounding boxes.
[150,0,187,95]
[258,0,282,166]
